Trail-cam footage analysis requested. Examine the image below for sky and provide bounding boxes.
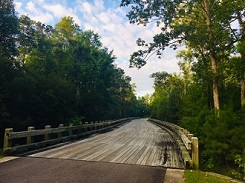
[14,0,181,96]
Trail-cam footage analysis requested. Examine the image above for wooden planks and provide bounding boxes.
[30,119,184,168]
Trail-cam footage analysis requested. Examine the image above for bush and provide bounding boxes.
[231,153,245,181]
[201,110,245,177]
[181,108,245,180]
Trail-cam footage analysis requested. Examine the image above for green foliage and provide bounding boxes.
[136,96,151,117]
[184,170,233,183]
[0,0,19,59]
[70,116,85,126]
[0,0,20,147]
[120,0,239,69]
[121,0,244,179]
[150,72,185,123]
[0,13,146,147]
[181,104,245,175]
[232,153,245,181]
[202,111,236,167]
[0,0,19,105]
[149,47,245,178]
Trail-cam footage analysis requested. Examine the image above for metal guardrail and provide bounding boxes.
[148,119,199,169]
[3,118,136,155]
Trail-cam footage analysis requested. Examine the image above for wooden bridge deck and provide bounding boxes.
[30,119,184,168]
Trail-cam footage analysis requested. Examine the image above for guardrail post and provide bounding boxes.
[27,127,35,144]
[58,124,63,138]
[69,123,73,136]
[90,121,93,130]
[102,121,104,128]
[89,122,92,131]
[192,137,199,169]
[4,128,13,151]
[84,122,88,132]
[79,122,83,134]
[44,125,51,141]
[99,121,102,129]
[183,129,188,136]
[188,134,193,141]
[95,121,97,130]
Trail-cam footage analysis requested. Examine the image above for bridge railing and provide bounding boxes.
[3,118,136,156]
[148,119,199,169]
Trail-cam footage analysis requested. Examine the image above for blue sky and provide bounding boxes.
[14,0,180,96]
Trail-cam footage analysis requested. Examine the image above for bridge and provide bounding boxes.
[0,118,198,183]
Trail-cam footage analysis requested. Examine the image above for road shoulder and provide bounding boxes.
[163,168,184,183]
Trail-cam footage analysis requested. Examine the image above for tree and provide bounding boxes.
[120,0,240,116]
[0,12,146,147]
[238,42,245,111]
[0,0,18,58]
[237,28,245,111]
[0,0,19,114]
[226,0,245,111]
[0,0,19,146]
[177,48,193,95]
[150,71,184,122]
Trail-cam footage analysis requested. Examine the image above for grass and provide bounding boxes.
[184,170,240,183]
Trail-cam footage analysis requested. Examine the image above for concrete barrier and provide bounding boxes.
[3,117,137,155]
[148,118,199,169]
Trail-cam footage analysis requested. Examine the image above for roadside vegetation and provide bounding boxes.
[121,0,245,180]
[0,1,149,148]
[184,170,242,183]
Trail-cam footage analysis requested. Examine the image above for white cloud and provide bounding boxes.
[26,1,39,15]
[81,2,93,15]
[43,4,81,25]
[93,0,105,12]
[84,22,100,33]
[117,51,180,96]
[103,23,116,32]
[98,12,110,24]
[15,1,54,24]
[37,0,44,3]
[14,1,22,11]
[31,13,54,23]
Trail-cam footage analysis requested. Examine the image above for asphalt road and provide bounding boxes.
[0,157,166,183]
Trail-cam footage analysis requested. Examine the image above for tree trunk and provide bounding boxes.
[204,0,220,116]
[210,55,220,114]
[242,77,245,111]
[237,12,245,111]
[241,54,245,111]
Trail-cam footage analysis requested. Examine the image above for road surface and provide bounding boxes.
[0,118,184,183]
[30,118,184,168]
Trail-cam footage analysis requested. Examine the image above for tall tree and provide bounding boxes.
[225,0,245,111]
[0,0,19,146]
[0,0,18,59]
[0,12,146,146]
[0,0,19,116]
[177,48,193,95]
[150,71,184,122]
[120,0,238,116]
[237,15,245,111]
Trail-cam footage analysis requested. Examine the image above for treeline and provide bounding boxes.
[120,0,244,179]
[0,1,148,147]
[149,50,244,178]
